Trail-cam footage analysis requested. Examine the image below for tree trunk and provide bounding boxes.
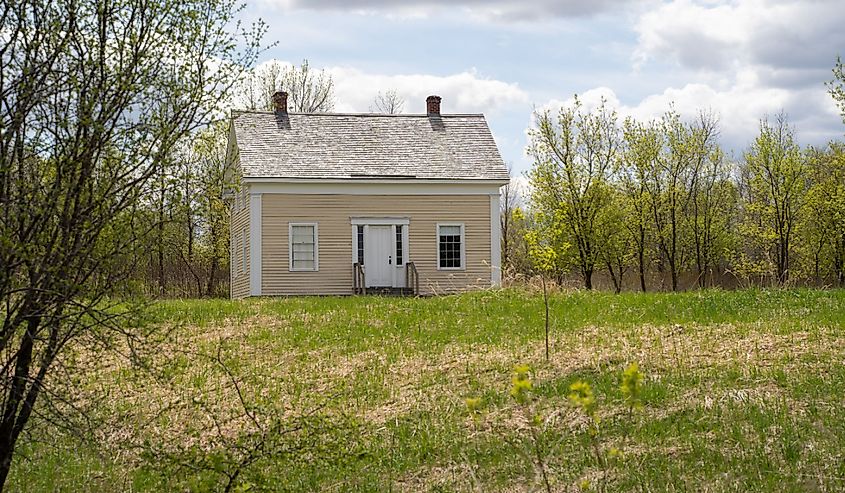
[157,216,165,295]
[669,257,678,292]
[542,275,550,361]
[616,257,626,294]
[606,261,620,294]
[835,237,845,288]
[695,238,705,289]
[0,317,39,488]
[207,256,219,297]
[638,228,647,292]
[777,238,788,286]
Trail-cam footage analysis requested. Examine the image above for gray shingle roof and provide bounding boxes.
[230,111,509,181]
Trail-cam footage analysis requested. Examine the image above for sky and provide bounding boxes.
[239,0,845,177]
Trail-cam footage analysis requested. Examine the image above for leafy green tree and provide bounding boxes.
[192,123,233,296]
[684,113,736,288]
[740,114,806,285]
[524,207,569,282]
[528,97,621,290]
[0,0,263,486]
[802,143,845,286]
[596,185,633,293]
[645,110,699,292]
[504,207,533,278]
[620,119,661,291]
[153,123,232,297]
[135,121,232,297]
[525,229,564,360]
[828,56,845,123]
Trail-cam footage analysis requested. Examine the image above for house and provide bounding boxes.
[225,92,509,298]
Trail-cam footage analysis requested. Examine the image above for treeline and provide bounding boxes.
[137,58,845,297]
[503,89,845,291]
[131,124,231,298]
[130,60,339,298]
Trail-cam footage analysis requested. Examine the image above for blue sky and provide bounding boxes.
[240,0,844,177]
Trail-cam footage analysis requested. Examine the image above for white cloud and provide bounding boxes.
[533,75,841,153]
[525,0,845,153]
[634,0,845,77]
[634,0,748,70]
[329,66,529,114]
[254,60,529,114]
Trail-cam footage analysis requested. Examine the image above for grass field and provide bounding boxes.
[9,288,845,492]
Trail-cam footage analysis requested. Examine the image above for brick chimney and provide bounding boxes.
[426,95,441,115]
[272,91,288,113]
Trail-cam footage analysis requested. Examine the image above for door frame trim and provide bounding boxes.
[350,217,409,226]
[350,217,410,288]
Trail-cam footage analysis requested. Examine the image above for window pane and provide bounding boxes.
[291,225,316,270]
[293,250,313,261]
[395,225,403,265]
[293,243,314,253]
[293,259,314,270]
[438,225,462,268]
[292,226,314,243]
[357,225,364,264]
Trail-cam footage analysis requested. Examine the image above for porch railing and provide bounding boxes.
[353,262,366,295]
[405,261,419,296]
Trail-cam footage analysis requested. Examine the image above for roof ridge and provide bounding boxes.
[231,110,486,118]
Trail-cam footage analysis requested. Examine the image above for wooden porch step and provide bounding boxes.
[362,286,415,296]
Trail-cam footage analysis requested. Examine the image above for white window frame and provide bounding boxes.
[436,222,465,271]
[289,222,319,272]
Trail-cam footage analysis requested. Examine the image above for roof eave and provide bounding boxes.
[241,176,510,186]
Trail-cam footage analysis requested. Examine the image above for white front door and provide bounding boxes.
[364,225,393,287]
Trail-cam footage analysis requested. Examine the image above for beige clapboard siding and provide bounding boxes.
[261,194,492,295]
[230,189,251,299]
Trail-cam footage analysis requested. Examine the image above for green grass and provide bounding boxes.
[9,288,845,492]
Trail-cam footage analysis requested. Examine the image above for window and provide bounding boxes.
[357,225,364,265]
[437,223,464,270]
[289,223,318,271]
[395,225,403,266]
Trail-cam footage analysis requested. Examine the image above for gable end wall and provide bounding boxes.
[230,189,251,299]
